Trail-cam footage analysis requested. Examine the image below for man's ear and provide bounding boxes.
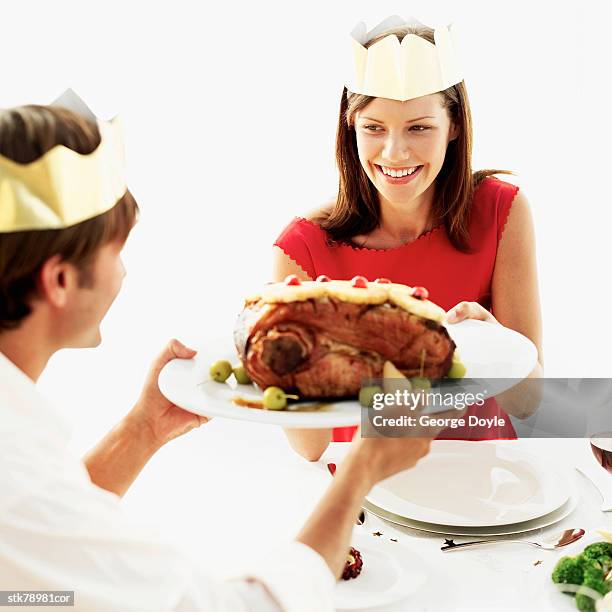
[38,256,78,308]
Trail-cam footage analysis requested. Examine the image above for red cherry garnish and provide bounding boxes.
[374,278,392,284]
[284,275,302,286]
[316,275,331,282]
[351,276,368,289]
[411,286,429,300]
[342,547,363,580]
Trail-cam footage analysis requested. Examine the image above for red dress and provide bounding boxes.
[274,177,519,441]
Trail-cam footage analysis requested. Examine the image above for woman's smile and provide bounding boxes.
[374,163,423,185]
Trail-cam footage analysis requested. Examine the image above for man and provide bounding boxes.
[0,95,431,611]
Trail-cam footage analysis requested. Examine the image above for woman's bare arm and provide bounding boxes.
[491,190,543,365]
[272,245,313,281]
[446,190,544,419]
[491,190,544,417]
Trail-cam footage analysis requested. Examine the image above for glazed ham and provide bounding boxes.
[234,283,455,398]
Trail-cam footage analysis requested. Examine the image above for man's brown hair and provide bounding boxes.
[0,105,138,331]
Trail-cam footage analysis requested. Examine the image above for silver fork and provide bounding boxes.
[441,528,585,552]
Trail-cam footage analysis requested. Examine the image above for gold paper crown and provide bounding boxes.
[346,15,463,102]
[0,89,127,233]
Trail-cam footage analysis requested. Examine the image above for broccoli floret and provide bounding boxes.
[594,555,612,577]
[572,559,612,612]
[583,542,612,561]
[552,543,612,611]
[576,592,596,612]
[552,555,585,591]
[583,562,612,596]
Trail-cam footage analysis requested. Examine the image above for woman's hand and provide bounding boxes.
[446,299,543,420]
[129,339,210,448]
[446,301,498,325]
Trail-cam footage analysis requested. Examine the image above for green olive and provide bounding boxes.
[410,377,431,391]
[210,359,233,382]
[233,365,252,385]
[262,386,287,410]
[447,361,467,379]
[359,385,383,408]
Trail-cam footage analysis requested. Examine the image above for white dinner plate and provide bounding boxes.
[363,491,579,537]
[158,341,363,429]
[366,441,570,527]
[445,319,537,379]
[334,531,429,610]
[158,321,537,428]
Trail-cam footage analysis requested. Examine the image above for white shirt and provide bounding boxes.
[0,352,335,612]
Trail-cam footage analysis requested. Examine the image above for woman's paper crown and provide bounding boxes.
[346,15,463,102]
[0,89,127,233]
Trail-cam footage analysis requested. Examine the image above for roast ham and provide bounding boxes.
[234,279,456,399]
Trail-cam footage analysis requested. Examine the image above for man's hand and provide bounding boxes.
[297,432,434,578]
[348,432,433,487]
[128,339,209,448]
[85,339,209,497]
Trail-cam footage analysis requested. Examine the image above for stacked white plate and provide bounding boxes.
[364,440,577,536]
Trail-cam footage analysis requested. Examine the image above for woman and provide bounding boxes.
[272,19,543,461]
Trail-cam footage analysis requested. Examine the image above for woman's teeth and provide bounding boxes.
[379,165,420,177]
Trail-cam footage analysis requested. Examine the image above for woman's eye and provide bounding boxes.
[409,125,430,132]
[363,124,383,132]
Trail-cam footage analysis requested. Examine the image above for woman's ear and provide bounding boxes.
[449,122,459,142]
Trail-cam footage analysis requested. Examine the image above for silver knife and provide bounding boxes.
[576,465,612,512]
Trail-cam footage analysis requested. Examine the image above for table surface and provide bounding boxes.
[120,418,612,612]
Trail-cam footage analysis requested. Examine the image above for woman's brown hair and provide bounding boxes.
[0,105,138,331]
[320,25,509,251]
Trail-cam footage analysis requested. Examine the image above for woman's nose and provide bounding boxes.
[382,134,410,163]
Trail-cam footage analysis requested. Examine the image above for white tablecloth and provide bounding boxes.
[120,419,612,612]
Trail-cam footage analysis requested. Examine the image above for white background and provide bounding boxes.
[2,0,612,603]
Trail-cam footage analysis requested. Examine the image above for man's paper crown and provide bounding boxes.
[346,15,463,102]
[0,89,127,233]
